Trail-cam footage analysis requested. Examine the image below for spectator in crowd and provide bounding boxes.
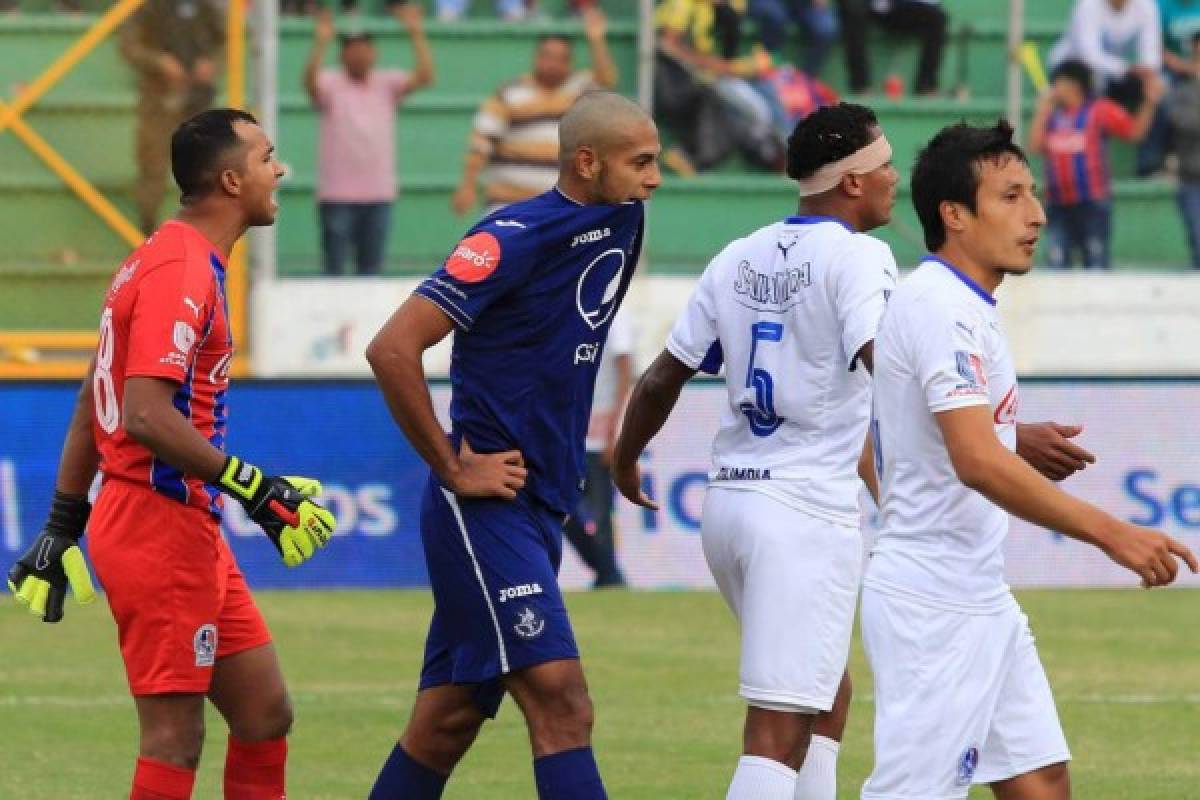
[1148,0,1200,175]
[1166,31,1200,266]
[759,60,838,137]
[451,7,615,216]
[1159,0,1200,75]
[1030,59,1163,268]
[436,0,526,22]
[120,0,224,234]
[1051,0,1161,92]
[564,308,635,589]
[1052,0,1167,173]
[835,0,947,95]
[655,0,785,174]
[304,4,434,276]
[746,0,839,77]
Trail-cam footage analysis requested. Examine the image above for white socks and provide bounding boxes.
[727,755,798,800]
[794,735,840,800]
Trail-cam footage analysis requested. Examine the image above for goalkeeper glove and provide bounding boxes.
[8,491,97,623]
[217,455,336,567]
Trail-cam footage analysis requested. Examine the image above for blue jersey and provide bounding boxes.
[415,188,645,514]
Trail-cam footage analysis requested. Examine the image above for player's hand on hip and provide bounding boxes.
[1015,421,1096,482]
[7,491,96,623]
[447,438,527,500]
[612,462,659,511]
[218,456,336,568]
[1103,522,1198,588]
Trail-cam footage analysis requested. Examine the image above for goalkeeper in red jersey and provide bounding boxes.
[7,109,336,800]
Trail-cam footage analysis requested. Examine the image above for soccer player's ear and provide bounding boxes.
[220,168,240,198]
[576,145,600,180]
[842,173,864,198]
[939,200,967,235]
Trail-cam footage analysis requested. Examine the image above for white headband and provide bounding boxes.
[796,135,893,197]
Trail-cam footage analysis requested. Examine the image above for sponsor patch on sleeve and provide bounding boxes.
[445,231,502,284]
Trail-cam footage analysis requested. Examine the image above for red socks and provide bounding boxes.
[130,756,196,800]
[129,738,286,800]
[224,736,288,800]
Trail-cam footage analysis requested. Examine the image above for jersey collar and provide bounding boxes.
[554,186,586,206]
[785,214,854,232]
[924,254,997,306]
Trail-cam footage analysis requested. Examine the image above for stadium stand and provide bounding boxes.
[0,0,1192,335]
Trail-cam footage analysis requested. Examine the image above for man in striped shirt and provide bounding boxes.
[1029,59,1161,268]
[451,7,617,216]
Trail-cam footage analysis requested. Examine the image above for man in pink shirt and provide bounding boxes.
[304,5,434,275]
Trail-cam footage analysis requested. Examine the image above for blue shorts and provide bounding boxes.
[417,475,579,717]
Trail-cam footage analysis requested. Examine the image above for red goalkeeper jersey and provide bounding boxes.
[93,220,233,517]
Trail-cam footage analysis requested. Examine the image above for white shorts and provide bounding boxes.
[860,588,1071,800]
[701,487,862,713]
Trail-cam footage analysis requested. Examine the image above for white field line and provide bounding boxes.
[4,690,1200,708]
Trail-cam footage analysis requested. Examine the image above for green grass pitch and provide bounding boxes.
[2,588,1198,798]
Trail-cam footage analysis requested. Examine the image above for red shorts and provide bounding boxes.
[89,480,272,695]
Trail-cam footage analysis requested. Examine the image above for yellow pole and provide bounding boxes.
[0,100,143,248]
[0,0,146,134]
[226,0,250,375]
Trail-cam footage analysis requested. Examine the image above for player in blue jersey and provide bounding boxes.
[365,91,661,800]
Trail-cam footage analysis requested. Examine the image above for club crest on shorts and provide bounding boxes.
[194,624,218,667]
[513,606,545,640]
[956,745,980,786]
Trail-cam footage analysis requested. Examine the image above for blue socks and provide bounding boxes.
[369,742,447,800]
[533,746,607,800]
[369,740,605,799]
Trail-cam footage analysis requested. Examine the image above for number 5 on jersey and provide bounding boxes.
[740,321,785,437]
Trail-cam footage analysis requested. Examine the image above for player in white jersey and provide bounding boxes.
[861,120,1198,800]
[611,103,897,800]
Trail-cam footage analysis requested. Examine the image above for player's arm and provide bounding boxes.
[365,294,527,499]
[303,8,334,107]
[58,358,102,496]
[8,360,101,622]
[854,340,874,374]
[857,429,879,505]
[936,406,1197,587]
[611,350,697,510]
[582,7,618,89]
[394,1,434,91]
[123,376,228,480]
[122,377,334,566]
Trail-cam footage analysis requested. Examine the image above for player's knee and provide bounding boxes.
[434,705,485,751]
[141,716,206,770]
[226,692,294,742]
[259,694,294,740]
[403,707,483,771]
[524,683,595,747]
[744,707,811,769]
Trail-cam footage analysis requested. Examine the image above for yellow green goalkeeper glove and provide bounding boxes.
[217,455,336,567]
[7,491,97,623]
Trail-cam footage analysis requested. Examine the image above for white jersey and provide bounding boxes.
[1050,0,1162,80]
[667,215,897,526]
[864,257,1020,613]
